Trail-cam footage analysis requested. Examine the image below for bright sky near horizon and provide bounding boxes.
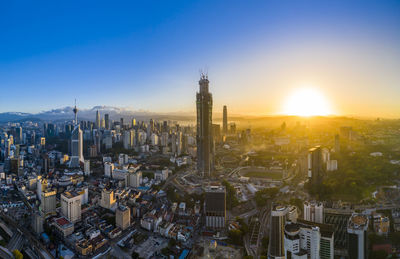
[1,1,400,117]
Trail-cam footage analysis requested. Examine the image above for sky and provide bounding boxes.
[1,1,400,117]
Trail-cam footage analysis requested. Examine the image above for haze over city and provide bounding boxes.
[1,1,400,117]
[1,2,400,259]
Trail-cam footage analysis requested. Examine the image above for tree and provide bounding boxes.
[222,180,239,209]
[12,250,23,259]
[228,229,244,246]
[161,247,170,256]
[131,251,140,259]
[168,238,176,247]
[369,250,388,259]
[254,188,278,207]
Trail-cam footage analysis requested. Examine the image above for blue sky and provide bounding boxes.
[1,1,400,116]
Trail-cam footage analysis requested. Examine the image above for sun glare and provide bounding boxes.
[283,88,332,116]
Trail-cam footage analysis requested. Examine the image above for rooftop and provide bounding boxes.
[55,217,72,227]
[348,213,369,231]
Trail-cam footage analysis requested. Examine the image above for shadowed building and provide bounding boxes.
[223,105,228,134]
[347,213,368,259]
[196,73,214,177]
[204,186,225,229]
[269,205,288,259]
[308,146,323,185]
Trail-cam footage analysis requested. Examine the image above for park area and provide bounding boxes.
[242,169,283,180]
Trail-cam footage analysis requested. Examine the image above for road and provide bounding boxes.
[0,212,54,259]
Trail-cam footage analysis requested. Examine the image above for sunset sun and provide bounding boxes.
[283,88,332,116]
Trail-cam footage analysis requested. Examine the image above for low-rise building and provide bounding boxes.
[53,217,74,238]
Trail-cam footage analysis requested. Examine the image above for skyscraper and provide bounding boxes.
[70,102,84,168]
[223,105,228,134]
[308,146,323,185]
[196,73,214,176]
[269,205,288,259]
[104,113,110,129]
[95,110,101,129]
[347,213,368,259]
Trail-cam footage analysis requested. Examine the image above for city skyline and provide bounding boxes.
[1,1,400,117]
[1,2,400,258]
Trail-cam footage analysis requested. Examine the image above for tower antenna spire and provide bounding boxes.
[73,99,78,126]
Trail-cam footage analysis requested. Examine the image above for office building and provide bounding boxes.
[70,103,84,168]
[212,124,221,143]
[105,113,110,129]
[304,201,324,223]
[223,105,228,134]
[324,208,353,249]
[196,74,214,177]
[95,110,101,129]
[347,213,368,259]
[40,137,46,146]
[284,223,308,259]
[84,160,90,175]
[269,205,288,259]
[204,186,226,229]
[116,205,131,230]
[88,145,97,157]
[284,219,334,259]
[176,131,183,155]
[308,146,323,185]
[41,190,57,215]
[61,191,82,223]
[123,130,131,149]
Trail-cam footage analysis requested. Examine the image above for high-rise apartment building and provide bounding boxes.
[196,74,214,177]
[126,170,142,188]
[304,201,324,223]
[204,186,226,229]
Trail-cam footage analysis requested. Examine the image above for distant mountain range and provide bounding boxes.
[0,106,196,123]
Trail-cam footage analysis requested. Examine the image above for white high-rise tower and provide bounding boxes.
[69,101,84,168]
